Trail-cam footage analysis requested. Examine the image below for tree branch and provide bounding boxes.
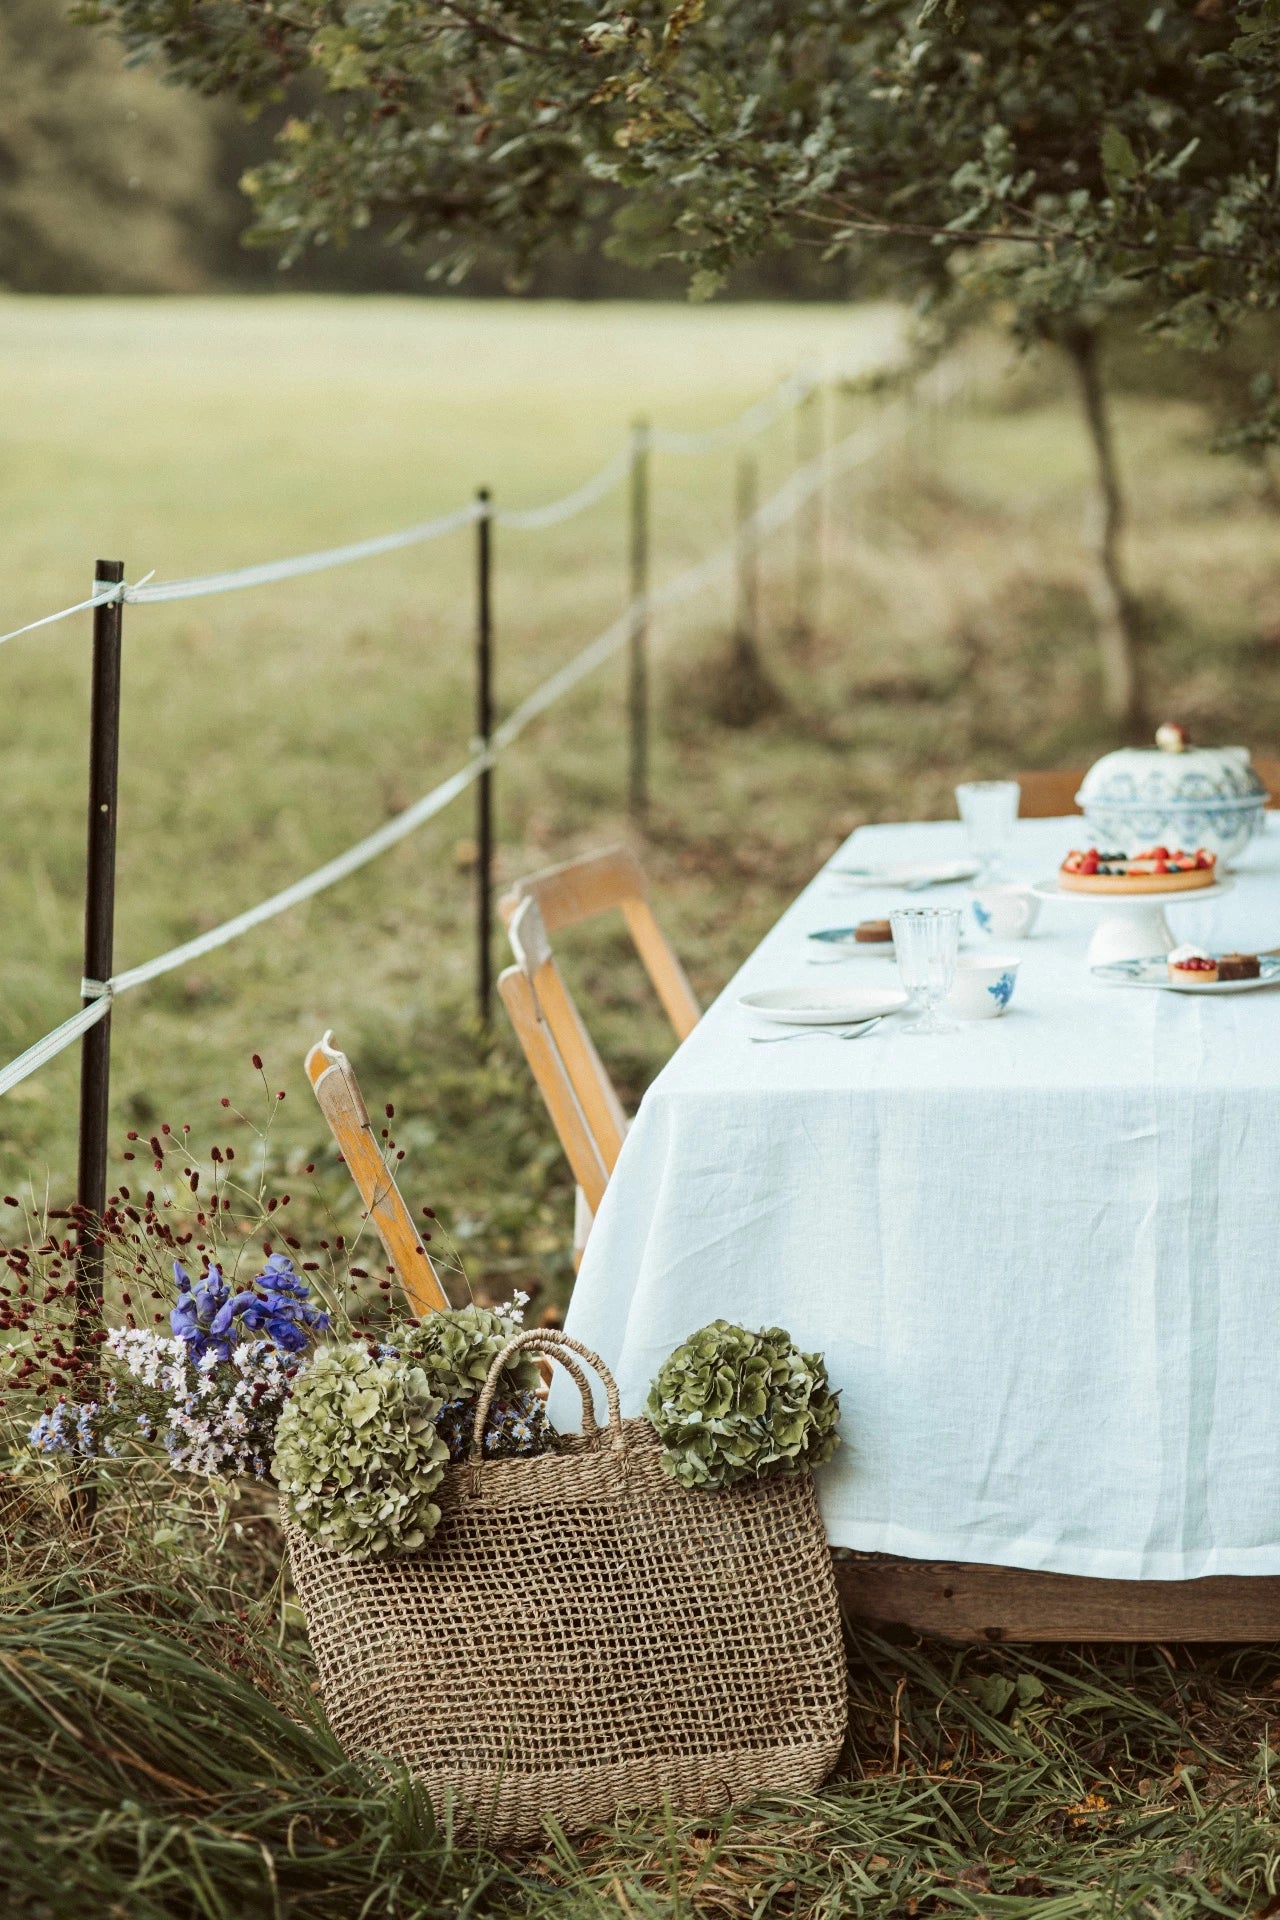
[432,2,550,60]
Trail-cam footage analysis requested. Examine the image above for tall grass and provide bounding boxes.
[5,1469,1279,1918]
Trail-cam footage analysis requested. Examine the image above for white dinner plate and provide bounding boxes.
[833,858,980,890]
[739,984,909,1026]
[1092,955,1280,993]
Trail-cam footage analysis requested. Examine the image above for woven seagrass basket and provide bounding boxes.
[286,1329,847,1842]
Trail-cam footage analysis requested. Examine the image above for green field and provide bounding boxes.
[6,297,1280,1917]
[0,297,901,1225]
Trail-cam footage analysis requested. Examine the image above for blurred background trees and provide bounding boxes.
[7,1,1280,740]
[44,0,1280,734]
[0,0,217,292]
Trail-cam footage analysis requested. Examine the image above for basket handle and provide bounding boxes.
[542,1348,600,1437]
[469,1329,625,1467]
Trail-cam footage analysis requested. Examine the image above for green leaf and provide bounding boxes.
[967,1674,1017,1717]
[1100,126,1139,183]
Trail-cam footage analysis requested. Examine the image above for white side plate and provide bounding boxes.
[834,859,980,889]
[1092,956,1280,993]
[739,985,909,1026]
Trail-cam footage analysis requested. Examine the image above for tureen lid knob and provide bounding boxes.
[1155,721,1190,753]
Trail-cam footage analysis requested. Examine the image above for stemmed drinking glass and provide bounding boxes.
[955,780,1021,881]
[890,908,962,1036]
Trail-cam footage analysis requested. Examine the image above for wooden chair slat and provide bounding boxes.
[621,896,701,1042]
[305,1032,449,1318]
[499,846,646,936]
[508,896,627,1170]
[497,966,610,1215]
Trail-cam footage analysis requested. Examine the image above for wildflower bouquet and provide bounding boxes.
[1,1066,553,1559]
[25,1250,330,1480]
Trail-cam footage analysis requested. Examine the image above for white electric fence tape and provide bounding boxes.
[0,358,960,1098]
[0,355,891,644]
[0,998,111,1100]
[648,369,816,456]
[494,447,632,532]
[0,575,142,652]
[125,503,484,605]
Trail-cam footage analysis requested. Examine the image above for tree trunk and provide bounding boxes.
[716,453,781,726]
[1063,323,1145,736]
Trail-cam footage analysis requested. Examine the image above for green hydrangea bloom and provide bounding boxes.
[645,1320,842,1492]
[273,1344,448,1559]
[394,1304,540,1402]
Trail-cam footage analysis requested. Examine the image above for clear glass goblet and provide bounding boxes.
[890,907,962,1036]
[955,780,1021,881]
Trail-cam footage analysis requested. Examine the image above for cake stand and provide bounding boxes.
[1030,877,1234,967]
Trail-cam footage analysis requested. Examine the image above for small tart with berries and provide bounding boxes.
[1166,946,1261,985]
[1059,846,1217,895]
[1167,946,1218,984]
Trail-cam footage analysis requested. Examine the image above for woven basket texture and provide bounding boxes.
[286,1331,847,1842]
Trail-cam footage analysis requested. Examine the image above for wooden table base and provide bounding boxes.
[833,1551,1280,1642]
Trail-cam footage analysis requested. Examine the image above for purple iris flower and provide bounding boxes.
[170,1262,234,1362]
[206,1254,328,1356]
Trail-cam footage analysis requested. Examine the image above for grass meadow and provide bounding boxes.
[4,296,1280,1915]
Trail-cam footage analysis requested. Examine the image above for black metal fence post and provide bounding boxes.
[475,492,494,1026]
[76,560,124,1333]
[627,419,650,818]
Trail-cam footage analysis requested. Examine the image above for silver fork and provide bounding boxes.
[750,1016,884,1044]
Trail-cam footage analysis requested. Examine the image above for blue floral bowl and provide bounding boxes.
[945,954,1021,1020]
[1076,742,1267,866]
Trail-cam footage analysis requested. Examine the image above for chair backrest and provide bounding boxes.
[1014,770,1086,819]
[497,958,610,1216]
[499,846,700,1043]
[1017,759,1280,819]
[506,895,626,1176]
[1252,753,1280,806]
[305,1031,449,1318]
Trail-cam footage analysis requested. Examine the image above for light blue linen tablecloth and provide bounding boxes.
[560,813,1280,1581]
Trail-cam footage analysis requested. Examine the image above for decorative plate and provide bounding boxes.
[739,984,909,1026]
[832,858,980,889]
[1092,955,1280,993]
[807,926,895,950]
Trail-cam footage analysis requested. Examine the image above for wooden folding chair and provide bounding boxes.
[497,851,698,1261]
[499,846,699,1047]
[1252,752,1280,805]
[305,1030,449,1318]
[1014,770,1086,818]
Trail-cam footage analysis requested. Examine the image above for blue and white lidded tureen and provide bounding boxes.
[1075,725,1268,866]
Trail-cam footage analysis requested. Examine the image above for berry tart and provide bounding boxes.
[1059,846,1217,895]
[1167,945,1260,985]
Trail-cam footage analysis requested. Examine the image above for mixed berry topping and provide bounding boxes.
[1062,845,1214,877]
